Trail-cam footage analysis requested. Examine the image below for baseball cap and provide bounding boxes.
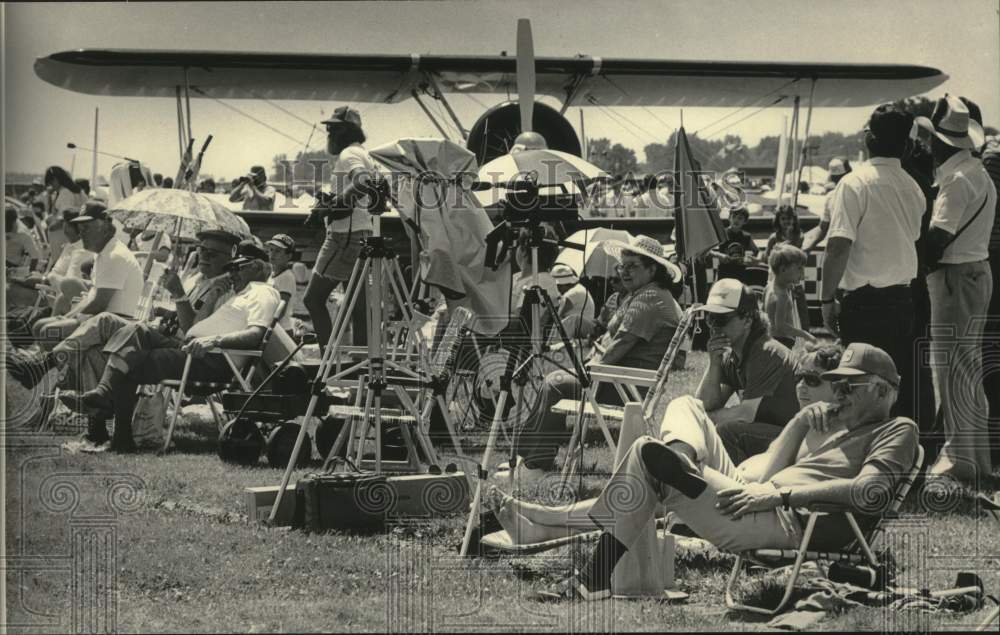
[696,278,756,314]
[225,239,269,270]
[321,105,362,128]
[550,263,579,285]
[265,233,296,251]
[68,200,110,223]
[196,229,241,247]
[821,342,900,387]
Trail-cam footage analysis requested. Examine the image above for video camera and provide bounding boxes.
[304,175,392,228]
[482,177,579,271]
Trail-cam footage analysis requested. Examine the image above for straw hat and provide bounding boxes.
[550,263,579,285]
[605,234,682,282]
[914,94,984,151]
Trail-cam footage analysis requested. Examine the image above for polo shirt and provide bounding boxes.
[187,281,280,339]
[771,417,918,491]
[181,272,234,330]
[720,330,799,427]
[827,157,925,290]
[930,150,998,264]
[982,148,1000,252]
[91,238,143,318]
[326,143,376,234]
[600,283,682,370]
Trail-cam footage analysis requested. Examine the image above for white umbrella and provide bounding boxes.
[555,228,633,278]
[475,149,608,208]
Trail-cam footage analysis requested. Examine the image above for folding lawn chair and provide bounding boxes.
[724,444,925,615]
[159,299,288,453]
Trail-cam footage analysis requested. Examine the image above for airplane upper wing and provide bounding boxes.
[35,49,948,108]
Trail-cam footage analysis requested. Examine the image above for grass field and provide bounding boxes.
[5,351,1000,633]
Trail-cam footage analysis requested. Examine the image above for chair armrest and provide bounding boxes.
[802,503,853,514]
[209,348,263,357]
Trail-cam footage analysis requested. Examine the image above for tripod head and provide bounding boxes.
[482,176,579,271]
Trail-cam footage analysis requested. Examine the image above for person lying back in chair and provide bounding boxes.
[58,240,284,452]
[495,342,918,601]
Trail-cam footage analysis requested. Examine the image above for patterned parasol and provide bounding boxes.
[106,188,251,240]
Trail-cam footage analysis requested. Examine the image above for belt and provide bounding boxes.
[934,258,989,266]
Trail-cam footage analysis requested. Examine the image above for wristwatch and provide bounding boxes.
[821,297,837,305]
[780,488,793,510]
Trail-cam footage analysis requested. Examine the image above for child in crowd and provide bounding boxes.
[715,205,760,281]
[764,244,815,349]
[265,233,297,331]
[764,205,802,261]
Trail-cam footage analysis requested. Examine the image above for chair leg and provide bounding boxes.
[206,395,226,433]
[725,513,820,615]
[845,512,880,567]
[161,356,192,454]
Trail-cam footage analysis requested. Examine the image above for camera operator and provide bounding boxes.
[303,106,378,349]
[228,165,276,211]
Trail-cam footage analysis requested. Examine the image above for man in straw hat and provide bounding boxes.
[495,235,684,484]
[504,341,917,602]
[915,94,996,482]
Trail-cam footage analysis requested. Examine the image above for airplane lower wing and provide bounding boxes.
[35,50,947,107]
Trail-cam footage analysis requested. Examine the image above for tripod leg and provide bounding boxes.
[435,394,465,460]
[355,386,375,467]
[460,389,510,557]
[393,385,438,467]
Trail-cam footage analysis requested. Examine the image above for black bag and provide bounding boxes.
[925,195,989,272]
[295,471,393,532]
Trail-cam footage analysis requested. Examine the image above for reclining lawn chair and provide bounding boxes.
[724,443,925,615]
[159,299,288,453]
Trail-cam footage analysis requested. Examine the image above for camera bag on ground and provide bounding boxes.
[294,465,392,532]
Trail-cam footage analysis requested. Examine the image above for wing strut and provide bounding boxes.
[423,73,468,140]
[411,89,453,140]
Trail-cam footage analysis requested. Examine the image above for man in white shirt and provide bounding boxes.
[916,95,996,482]
[29,201,143,349]
[821,104,926,423]
[550,263,595,338]
[59,241,282,452]
[265,233,297,332]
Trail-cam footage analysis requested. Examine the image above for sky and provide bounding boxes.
[4,0,999,183]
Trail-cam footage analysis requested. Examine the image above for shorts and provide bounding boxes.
[312,230,370,282]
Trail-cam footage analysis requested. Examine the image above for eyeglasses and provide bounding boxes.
[795,373,824,388]
[706,312,737,328]
[614,263,645,275]
[197,245,230,259]
[830,378,875,395]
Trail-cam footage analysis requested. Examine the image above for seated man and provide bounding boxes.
[500,343,918,601]
[550,263,596,339]
[29,201,143,349]
[7,231,241,445]
[58,241,281,452]
[7,208,94,314]
[694,278,800,463]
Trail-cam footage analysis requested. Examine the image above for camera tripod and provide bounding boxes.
[267,212,466,524]
[459,221,594,556]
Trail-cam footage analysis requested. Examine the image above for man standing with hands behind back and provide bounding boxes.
[821,104,925,423]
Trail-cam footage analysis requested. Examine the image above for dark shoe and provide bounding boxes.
[7,351,51,389]
[58,390,113,416]
[639,440,707,499]
[83,416,111,445]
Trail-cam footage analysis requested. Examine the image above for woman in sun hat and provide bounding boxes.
[498,234,685,483]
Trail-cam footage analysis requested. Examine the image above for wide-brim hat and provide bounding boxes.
[914,94,983,151]
[604,234,682,282]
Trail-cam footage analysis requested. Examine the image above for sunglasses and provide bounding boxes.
[795,373,824,388]
[830,378,875,395]
[706,312,737,328]
[197,245,231,259]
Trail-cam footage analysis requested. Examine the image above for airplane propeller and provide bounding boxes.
[516,18,535,135]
